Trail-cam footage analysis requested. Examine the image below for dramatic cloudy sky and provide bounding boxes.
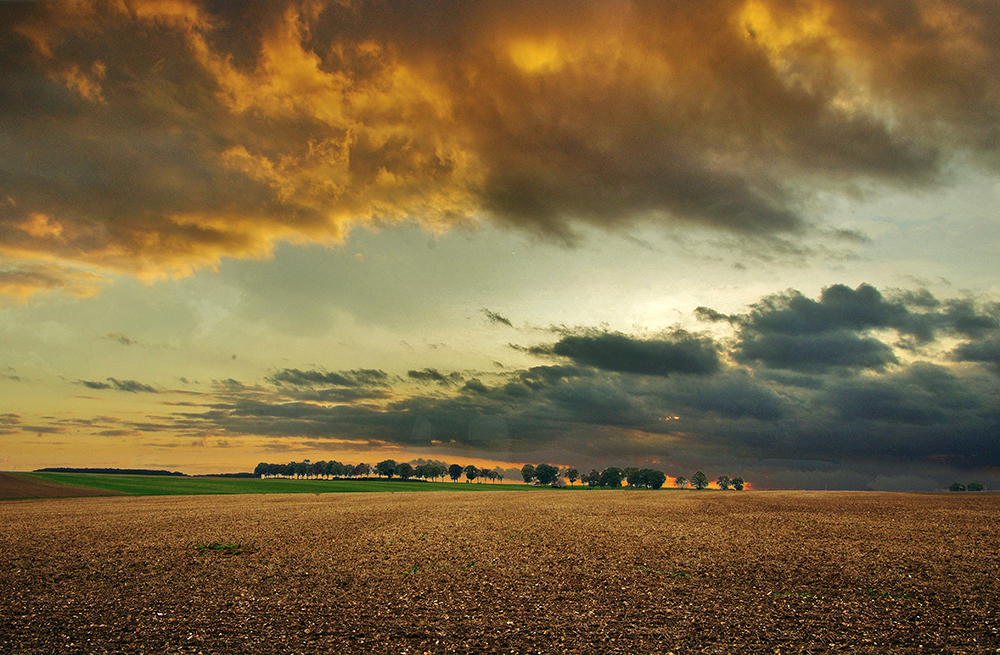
[2,0,999,489]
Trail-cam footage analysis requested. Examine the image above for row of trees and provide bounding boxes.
[254,460,372,479]
[676,473,746,490]
[521,464,746,490]
[375,460,505,483]
[949,482,986,491]
[254,460,505,483]
[257,460,747,490]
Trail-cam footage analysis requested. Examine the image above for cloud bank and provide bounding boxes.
[24,282,999,489]
[2,0,999,297]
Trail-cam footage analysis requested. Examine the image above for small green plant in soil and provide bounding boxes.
[194,542,249,556]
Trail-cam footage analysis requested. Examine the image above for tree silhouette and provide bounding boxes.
[396,462,414,480]
[691,471,709,490]
[599,467,624,488]
[535,463,559,486]
[375,459,397,479]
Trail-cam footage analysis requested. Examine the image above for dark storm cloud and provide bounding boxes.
[944,299,1000,339]
[953,337,1000,374]
[700,283,995,371]
[532,330,721,376]
[672,371,787,421]
[2,0,999,285]
[737,330,900,371]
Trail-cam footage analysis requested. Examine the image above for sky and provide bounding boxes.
[1,0,999,490]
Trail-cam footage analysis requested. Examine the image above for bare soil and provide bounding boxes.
[0,472,123,500]
[1,490,997,654]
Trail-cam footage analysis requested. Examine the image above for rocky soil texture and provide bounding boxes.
[2,490,998,654]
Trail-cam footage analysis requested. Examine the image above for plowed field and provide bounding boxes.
[1,491,997,654]
[0,472,123,499]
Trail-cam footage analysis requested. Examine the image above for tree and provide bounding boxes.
[566,468,579,485]
[717,475,732,490]
[396,462,414,480]
[624,467,641,487]
[691,471,710,490]
[520,464,536,484]
[312,461,327,478]
[641,469,667,489]
[464,465,479,483]
[732,477,745,491]
[427,463,446,481]
[448,464,463,482]
[968,482,985,491]
[584,469,601,487]
[353,462,371,477]
[675,476,688,489]
[254,462,268,478]
[599,467,624,488]
[949,482,966,491]
[375,459,397,479]
[535,463,559,486]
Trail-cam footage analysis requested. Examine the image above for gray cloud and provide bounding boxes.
[532,330,721,376]
[408,368,465,386]
[736,330,899,372]
[483,308,514,328]
[702,283,1000,371]
[80,378,158,393]
[267,368,391,388]
[953,337,1000,374]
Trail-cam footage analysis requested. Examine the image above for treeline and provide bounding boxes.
[254,459,747,490]
[35,467,187,477]
[254,460,373,479]
[949,482,986,491]
[523,464,746,490]
[253,459,505,483]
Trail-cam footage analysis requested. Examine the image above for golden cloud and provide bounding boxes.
[0,262,110,302]
[1,0,997,288]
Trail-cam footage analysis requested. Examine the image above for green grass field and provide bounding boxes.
[25,472,547,497]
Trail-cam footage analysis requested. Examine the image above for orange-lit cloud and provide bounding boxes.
[2,0,997,288]
[0,262,110,302]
